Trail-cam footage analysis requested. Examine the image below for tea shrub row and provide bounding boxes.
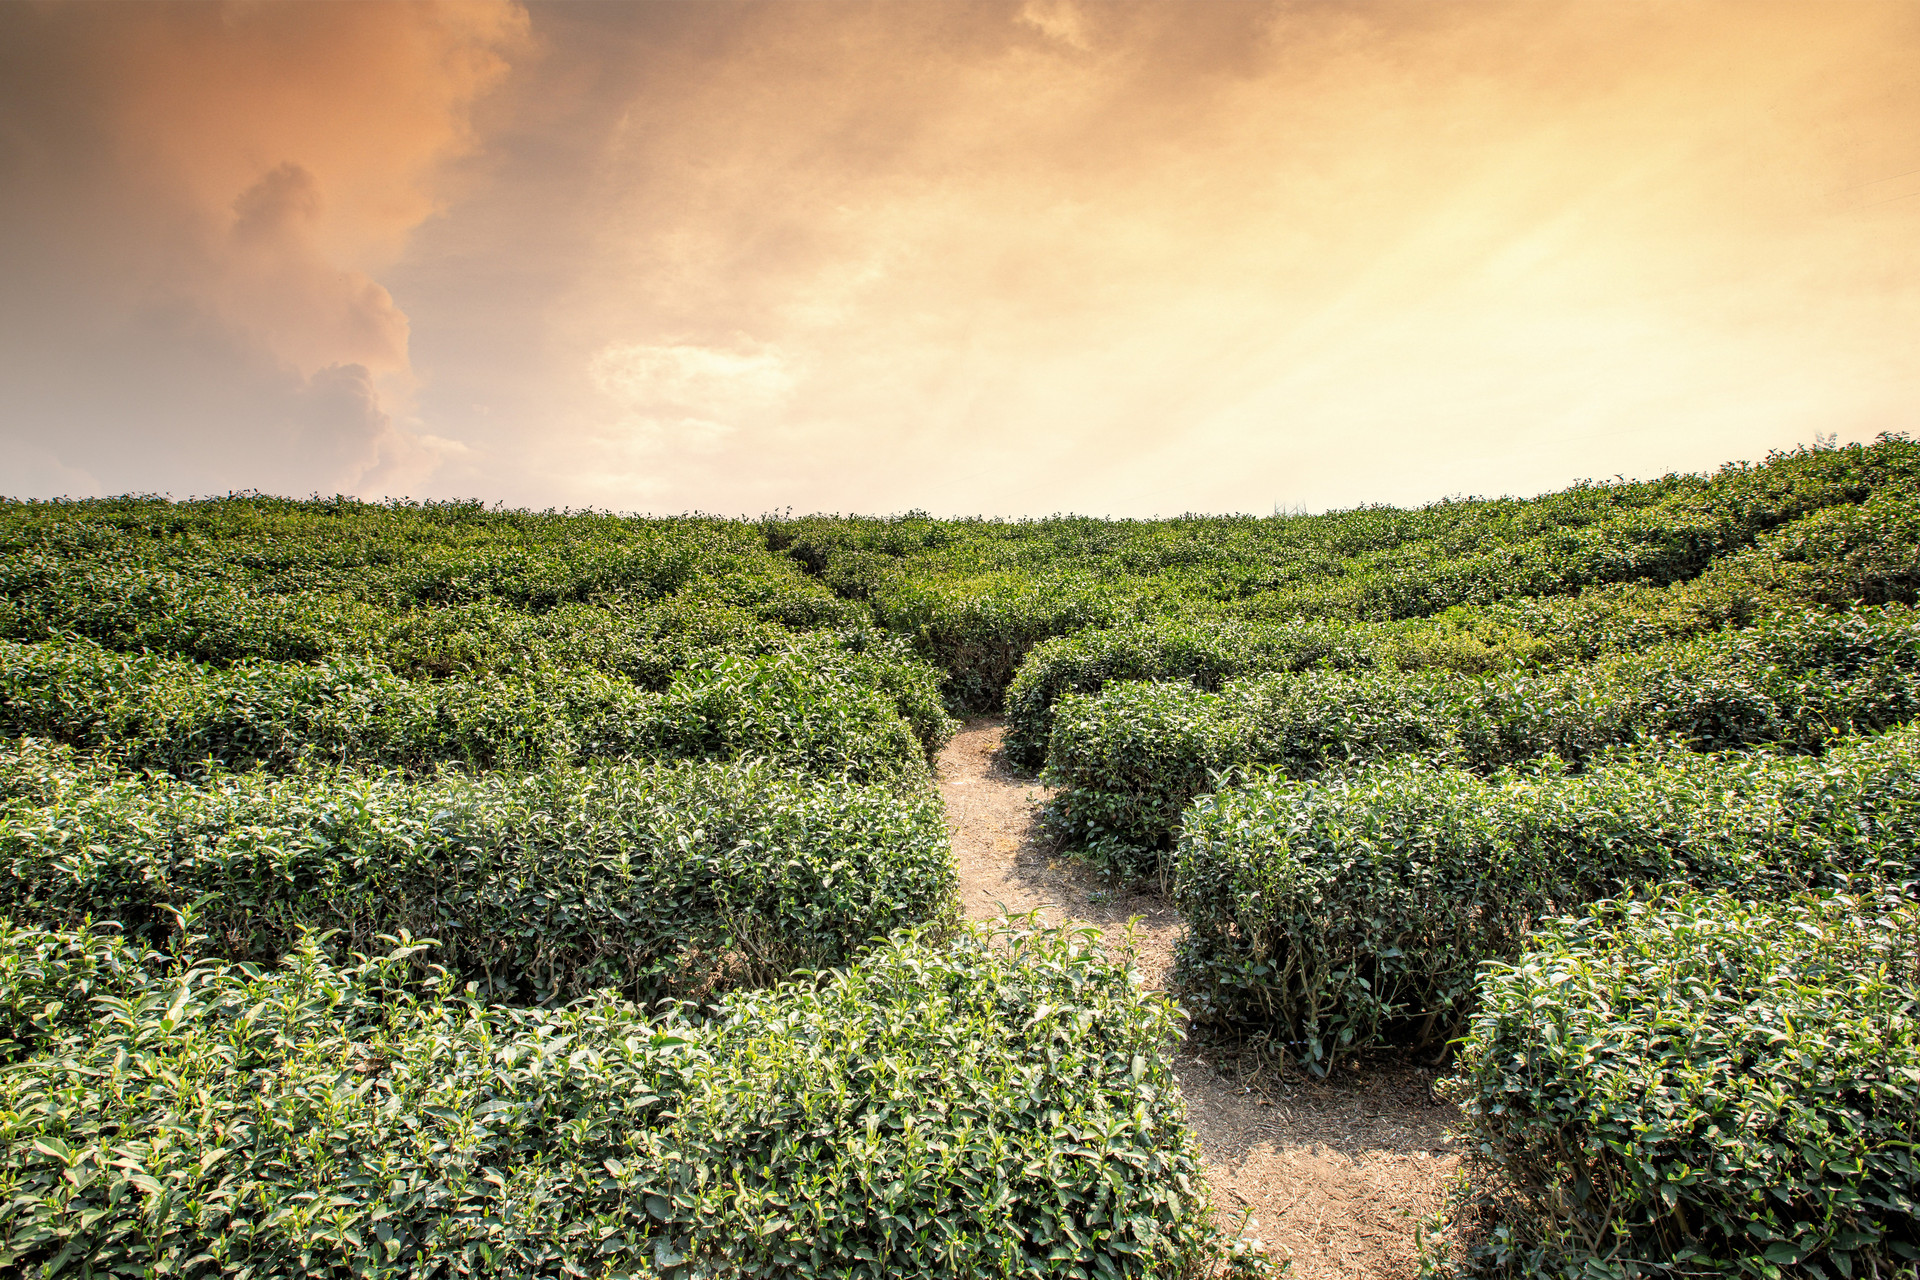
[664,637,955,766]
[8,443,1915,1276]
[0,559,884,685]
[852,502,1728,711]
[1171,723,1920,1068]
[772,437,1918,708]
[869,571,1173,713]
[0,498,878,719]
[7,437,1912,712]
[0,918,1262,1278]
[0,638,944,782]
[0,495,849,617]
[0,579,871,684]
[1432,890,1920,1279]
[770,435,1915,593]
[1043,608,1920,875]
[0,741,955,1003]
[1002,482,1920,768]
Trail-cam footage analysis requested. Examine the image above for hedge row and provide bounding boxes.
[1043,607,1920,875]
[1432,890,1920,1279]
[852,503,1722,712]
[0,918,1264,1279]
[867,571,1174,714]
[10,438,1911,712]
[768,437,1919,707]
[0,499,878,725]
[780,435,1915,593]
[662,636,954,767]
[1002,482,1920,769]
[0,578,870,685]
[1006,617,1397,771]
[0,568,879,690]
[1006,608,1598,774]
[0,638,944,782]
[0,495,851,617]
[1171,723,1920,1068]
[0,742,955,1003]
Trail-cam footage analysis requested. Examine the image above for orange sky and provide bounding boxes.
[2,0,1917,514]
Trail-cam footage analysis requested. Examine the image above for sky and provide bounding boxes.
[2,0,1917,517]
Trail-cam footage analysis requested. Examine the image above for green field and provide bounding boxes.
[2,435,1917,1277]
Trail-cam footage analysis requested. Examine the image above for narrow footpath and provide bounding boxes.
[939,719,1462,1280]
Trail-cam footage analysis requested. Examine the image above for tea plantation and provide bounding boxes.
[1,434,1916,1277]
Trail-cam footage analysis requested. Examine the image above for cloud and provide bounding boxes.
[217,163,412,376]
[585,341,798,459]
[5,1,1919,514]
[0,0,525,498]
[500,0,1920,515]
[1018,0,1091,51]
[297,363,467,492]
[590,342,796,415]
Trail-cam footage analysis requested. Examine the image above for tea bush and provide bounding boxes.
[9,436,1913,710]
[868,570,1167,713]
[744,629,956,761]
[1225,503,1730,625]
[0,918,1264,1278]
[0,570,880,688]
[1003,618,1385,771]
[653,650,931,779]
[6,440,1917,1276]
[1001,482,1920,771]
[1003,608,1601,773]
[0,496,874,701]
[0,640,934,783]
[760,437,1917,707]
[1043,607,1920,871]
[1432,890,1920,1279]
[0,639,649,775]
[1171,724,1920,1067]
[0,495,841,616]
[0,744,954,1002]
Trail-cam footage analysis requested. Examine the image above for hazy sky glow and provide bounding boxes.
[3,0,1918,515]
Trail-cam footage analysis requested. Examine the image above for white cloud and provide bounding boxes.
[590,341,796,413]
[1018,0,1091,51]
[586,341,796,455]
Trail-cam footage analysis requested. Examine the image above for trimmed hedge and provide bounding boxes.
[762,437,1920,707]
[1001,581,1745,777]
[0,918,1264,1278]
[1044,607,1920,873]
[10,437,1913,714]
[0,501,889,740]
[653,648,934,778]
[0,640,936,783]
[0,495,852,618]
[0,743,955,1002]
[1002,483,1920,772]
[1003,618,1385,771]
[745,629,957,761]
[870,570,1166,714]
[1432,890,1920,1279]
[1171,724,1920,1068]
[0,569,884,691]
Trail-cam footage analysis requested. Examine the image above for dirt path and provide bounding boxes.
[939,719,1462,1279]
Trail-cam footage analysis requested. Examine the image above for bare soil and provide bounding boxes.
[940,719,1462,1279]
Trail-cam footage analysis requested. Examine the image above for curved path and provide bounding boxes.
[939,719,1462,1280]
